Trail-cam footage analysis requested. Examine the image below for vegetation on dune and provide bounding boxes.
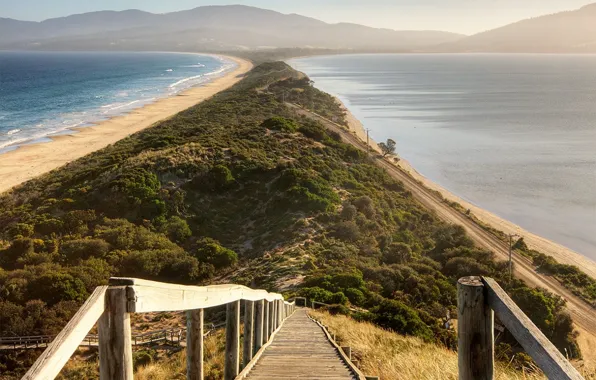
[0,62,585,377]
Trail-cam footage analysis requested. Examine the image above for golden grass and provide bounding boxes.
[135,329,225,380]
[309,310,546,380]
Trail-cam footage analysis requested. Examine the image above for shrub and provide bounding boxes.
[8,223,34,239]
[340,204,357,221]
[27,272,88,306]
[194,238,238,269]
[331,221,360,242]
[345,288,365,305]
[353,196,375,218]
[370,299,433,342]
[382,243,413,264]
[207,165,235,190]
[261,117,299,133]
[161,216,192,243]
[60,239,110,262]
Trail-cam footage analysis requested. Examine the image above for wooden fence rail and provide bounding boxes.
[1,323,226,351]
[22,278,295,380]
[457,276,584,380]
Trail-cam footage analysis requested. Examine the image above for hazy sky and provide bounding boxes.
[1,0,592,34]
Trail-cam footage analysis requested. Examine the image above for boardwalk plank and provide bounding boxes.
[243,310,357,380]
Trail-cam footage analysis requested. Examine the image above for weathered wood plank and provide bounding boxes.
[186,309,204,380]
[22,286,108,380]
[243,310,361,379]
[482,277,583,380]
[224,301,240,380]
[99,286,133,380]
[263,301,270,342]
[254,300,264,354]
[457,276,494,380]
[243,300,255,368]
[268,302,275,337]
[127,281,284,313]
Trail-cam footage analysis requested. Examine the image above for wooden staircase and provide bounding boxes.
[19,276,584,380]
[242,310,359,379]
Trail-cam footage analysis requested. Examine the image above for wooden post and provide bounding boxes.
[457,277,494,380]
[341,346,352,360]
[263,301,270,342]
[186,309,204,380]
[277,300,282,326]
[268,301,275,335]
[99,286,133,380]
[243,300,255,368]
[254,300,265,353]
[224,300,240,380]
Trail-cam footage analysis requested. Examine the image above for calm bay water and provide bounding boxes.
[290,54,596,260]
[0,52,235,152]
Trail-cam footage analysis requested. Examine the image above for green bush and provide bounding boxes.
[194,238,238,269]
[8,223,34,239]
[27,272,88,306]
[370,299,434,342]
[60,239,110,263]
[261,116,299,133]
[160,216,192,243]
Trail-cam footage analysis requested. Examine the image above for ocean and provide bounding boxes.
[0,51,236,153]
[289,54,596,261]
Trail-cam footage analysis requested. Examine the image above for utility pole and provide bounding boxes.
[508,234,520,280]
[365,129,371,154]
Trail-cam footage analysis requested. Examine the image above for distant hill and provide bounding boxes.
[0,5,464,51]
[441,3,596,53]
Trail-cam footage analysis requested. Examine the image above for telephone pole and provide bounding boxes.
[365,129,371,154]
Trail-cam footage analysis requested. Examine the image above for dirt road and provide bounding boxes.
[289,103,596,337]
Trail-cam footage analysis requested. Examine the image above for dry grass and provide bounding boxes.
[310,310,546,380]
[135,329,226,380]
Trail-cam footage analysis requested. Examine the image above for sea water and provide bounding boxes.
[290,54,596,260]
[0,51,236,153]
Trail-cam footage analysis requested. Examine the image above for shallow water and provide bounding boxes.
[290,54,596,260]
[0,52,235,152]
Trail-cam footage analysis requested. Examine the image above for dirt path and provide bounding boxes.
[288,103,596,339]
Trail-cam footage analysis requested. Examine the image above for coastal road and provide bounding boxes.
[288,103,596,338]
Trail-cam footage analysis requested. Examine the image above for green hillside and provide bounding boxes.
[0,62,580,377]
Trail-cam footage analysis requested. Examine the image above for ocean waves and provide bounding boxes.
[0,52,235,153]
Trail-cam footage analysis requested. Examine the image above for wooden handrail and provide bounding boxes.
[457,276,584,380]
[22,278,295,380]
[22,286,108,380]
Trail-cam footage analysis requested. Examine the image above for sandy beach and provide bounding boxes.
[0,55,253,195]
[336,99,596,279]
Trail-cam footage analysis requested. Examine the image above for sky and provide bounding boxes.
[0,0,592,35]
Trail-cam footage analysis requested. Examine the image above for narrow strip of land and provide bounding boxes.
[288,103,596,338]
[0,56,253,195]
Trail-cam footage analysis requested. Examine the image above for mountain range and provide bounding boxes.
[0,5,463,52]
[0,3,595,53]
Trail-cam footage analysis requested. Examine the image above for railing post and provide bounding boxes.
[224,300,240,380]
[277,300,282,326]
[254,300,265,353]
[263,301,270,342]
[186,308,204,380]
[457,276,494,380]
[268,301,275,336]
[243,300,255,368]
[99,286,133,380]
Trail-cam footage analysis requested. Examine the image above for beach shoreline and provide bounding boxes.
[0,54,253,195]
[335,98,596,279]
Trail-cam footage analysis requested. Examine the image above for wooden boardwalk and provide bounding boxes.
[244,309,358,379]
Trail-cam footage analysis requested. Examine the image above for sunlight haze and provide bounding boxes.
[1,0,592,34]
